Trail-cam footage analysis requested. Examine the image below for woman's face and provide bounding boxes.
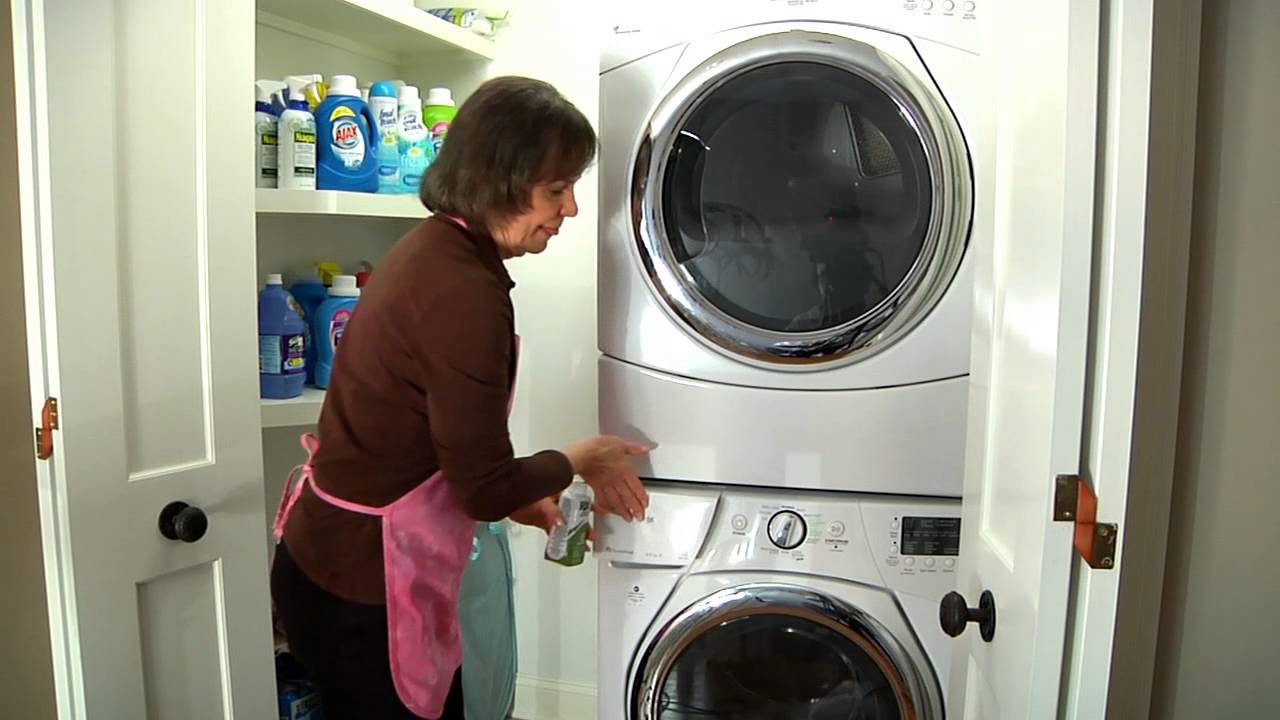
[493,178,580,258]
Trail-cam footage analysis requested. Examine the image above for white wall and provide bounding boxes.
[1150,1,1280,717]
[484,3,605,719]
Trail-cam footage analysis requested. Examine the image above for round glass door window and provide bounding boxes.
[645,612,912,719]
[635,33,971,367]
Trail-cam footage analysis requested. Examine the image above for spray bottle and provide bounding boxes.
[255,81,279,188]
[278,76,317,190]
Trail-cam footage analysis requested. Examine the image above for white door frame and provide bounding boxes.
[1060,0,1203,716]
[10,0,79,714]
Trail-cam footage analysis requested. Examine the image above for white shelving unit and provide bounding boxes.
[261,388,326,428]
[255,0,487,430]
[256,188,430,219]
[256,0,496,62]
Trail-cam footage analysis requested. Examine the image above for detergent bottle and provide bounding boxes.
[422,87,457,158]
[397,85,433,193]
[288,267,331,386]
[312,274,360,389]
[315,75,378,193]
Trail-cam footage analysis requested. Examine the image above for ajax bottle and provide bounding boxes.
[315,74,379,193]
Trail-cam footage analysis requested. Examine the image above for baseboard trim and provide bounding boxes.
[513,675,597,720]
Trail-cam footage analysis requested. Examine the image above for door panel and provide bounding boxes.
[950,1,1100,717]
[33,0,275,715]
[116,0,213,475]
[137,563,227,719]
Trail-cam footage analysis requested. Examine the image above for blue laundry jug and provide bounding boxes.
[315,75,378,193]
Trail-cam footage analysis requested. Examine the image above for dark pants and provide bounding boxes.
[271,542,465,719]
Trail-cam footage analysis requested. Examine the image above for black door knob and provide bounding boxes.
[940,590,996,642]
[158,501,208,543]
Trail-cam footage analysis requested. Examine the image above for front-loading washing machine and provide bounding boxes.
[597,483,962,719]
[598,1,992,495]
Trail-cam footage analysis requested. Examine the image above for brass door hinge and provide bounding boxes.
[35,397,58,460]
[1054,474,1118,569]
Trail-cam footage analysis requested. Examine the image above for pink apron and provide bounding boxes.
[273,215,517,719]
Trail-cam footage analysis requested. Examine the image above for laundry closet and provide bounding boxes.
[3,0,1204,718]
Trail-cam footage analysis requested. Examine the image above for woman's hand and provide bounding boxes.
[561,435,650,521]
[509,496,598,550]
[509,496,561,533]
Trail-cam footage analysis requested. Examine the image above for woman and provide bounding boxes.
[271,76,649,720]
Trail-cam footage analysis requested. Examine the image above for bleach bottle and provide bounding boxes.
[258,274,307,399]
[369,82,401,193]
[315,75,378,193]
[312,274,360,389]
[397,85,433,193]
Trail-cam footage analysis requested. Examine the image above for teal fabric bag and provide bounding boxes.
[459,521,518,719]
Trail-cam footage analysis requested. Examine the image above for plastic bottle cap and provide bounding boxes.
[370,81,398,98]
[425,88,454,107]
[399,85,420,105]
[256,83,273,103]
[266,273,283,285]
[328,75,360,97]
[329,275,361,297]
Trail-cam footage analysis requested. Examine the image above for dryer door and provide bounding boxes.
[634,28,971,369]
[632,583,944,719]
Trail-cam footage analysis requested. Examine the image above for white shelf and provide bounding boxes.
[256,189,429,219]
[261,388,326,428]
[257,0,496,62]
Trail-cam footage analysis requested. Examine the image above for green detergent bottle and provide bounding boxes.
[422,87,456,159]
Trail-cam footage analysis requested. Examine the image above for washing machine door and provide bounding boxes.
[632,583,944,719]
[634,28,971,369]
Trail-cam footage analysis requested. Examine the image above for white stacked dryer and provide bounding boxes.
[597,0,992,496]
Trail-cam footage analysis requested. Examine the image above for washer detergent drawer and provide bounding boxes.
[597,487,720,567]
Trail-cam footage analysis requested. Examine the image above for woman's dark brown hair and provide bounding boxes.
[420,76,597,232]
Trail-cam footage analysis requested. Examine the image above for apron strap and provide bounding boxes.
[273,433,385,541]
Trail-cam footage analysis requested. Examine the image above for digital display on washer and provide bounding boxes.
[901,517,961,556]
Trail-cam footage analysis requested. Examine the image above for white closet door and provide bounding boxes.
[948,1,1101,717]
[21,0,275,715]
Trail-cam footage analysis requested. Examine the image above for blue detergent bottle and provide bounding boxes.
[315,74,379,193]
[312,274,361,390]
[259,274,307,399]
[288,271,330,385]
